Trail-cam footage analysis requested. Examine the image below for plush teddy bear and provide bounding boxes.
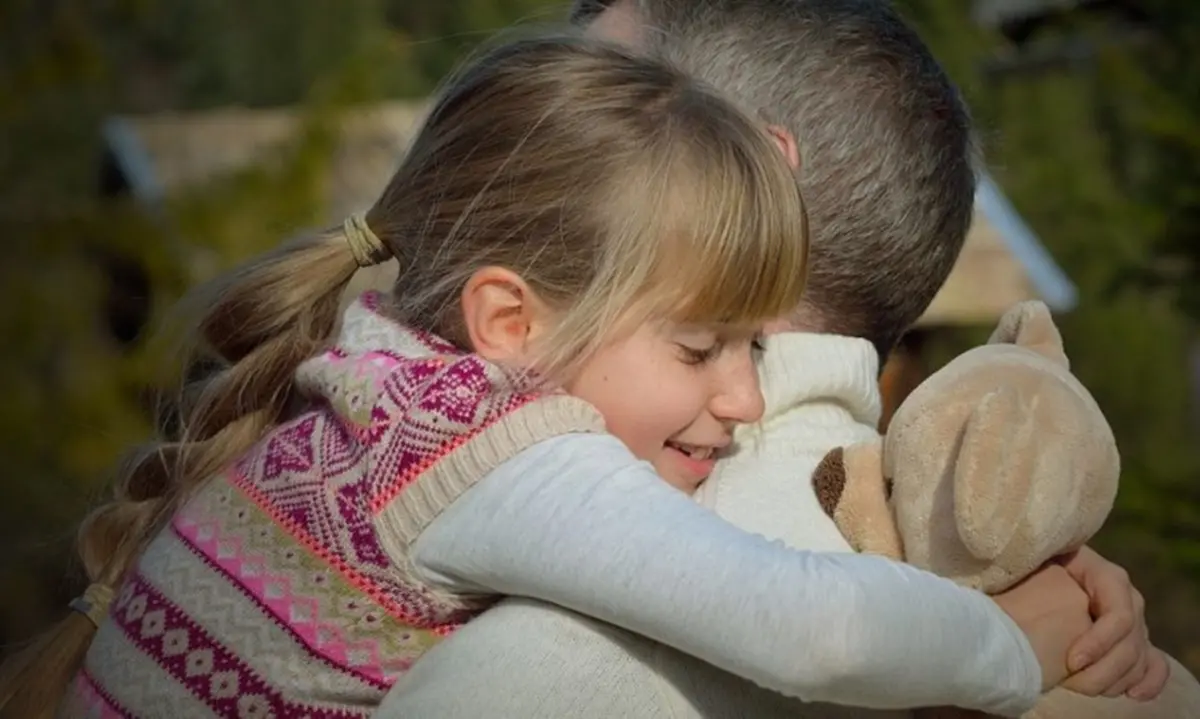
[812,300,1200,719]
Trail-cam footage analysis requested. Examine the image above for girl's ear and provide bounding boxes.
[460,267,553,364]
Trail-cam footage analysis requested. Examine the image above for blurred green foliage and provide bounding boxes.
[904,0,1200,668]
[0,0,559,642]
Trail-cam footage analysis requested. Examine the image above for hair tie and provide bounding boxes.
[68,583,115,627]
[343,213,391,268]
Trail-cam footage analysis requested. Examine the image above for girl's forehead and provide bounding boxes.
[663,319,764,340]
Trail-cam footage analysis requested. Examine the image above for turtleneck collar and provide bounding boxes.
[755,331,882,430]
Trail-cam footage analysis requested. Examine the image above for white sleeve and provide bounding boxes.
[409,433,1042,716]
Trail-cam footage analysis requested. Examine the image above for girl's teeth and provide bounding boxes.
[670,443,711,460]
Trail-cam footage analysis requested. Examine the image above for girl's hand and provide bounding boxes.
[992,563,1093,692]
[1054,546,1170,701]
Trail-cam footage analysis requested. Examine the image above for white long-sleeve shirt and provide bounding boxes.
[390,334,1043,718]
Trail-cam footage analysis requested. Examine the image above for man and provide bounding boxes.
[374,0,1167,715]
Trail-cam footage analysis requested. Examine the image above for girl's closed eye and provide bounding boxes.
[676,338,720,364]
[677,340,722,366]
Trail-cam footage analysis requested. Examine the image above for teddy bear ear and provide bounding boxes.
[813,440,901,557]
[987,301,1069,369]
[954,386,1038,561]
[812,442,884,518]
[813,447,850,519]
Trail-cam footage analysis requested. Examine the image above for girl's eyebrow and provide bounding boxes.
[670,318,762,342]
[667,320,718,334]
[711,324,763,342]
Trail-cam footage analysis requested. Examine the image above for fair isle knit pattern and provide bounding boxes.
[66,291,605,718]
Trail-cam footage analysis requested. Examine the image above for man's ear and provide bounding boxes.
[765,125,801,171]
[460,267,552,365]
[583,0,645,46]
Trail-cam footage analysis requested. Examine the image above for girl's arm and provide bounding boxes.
[408,433,1042,716]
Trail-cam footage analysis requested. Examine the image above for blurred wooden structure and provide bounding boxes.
[100,101,1078,429]
[101,101,431,219]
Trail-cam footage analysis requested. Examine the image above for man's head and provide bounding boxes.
[571,0,977,359]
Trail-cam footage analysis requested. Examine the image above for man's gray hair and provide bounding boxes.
[571,0,977,358]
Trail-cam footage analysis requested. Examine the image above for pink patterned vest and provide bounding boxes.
[64,292,604,718]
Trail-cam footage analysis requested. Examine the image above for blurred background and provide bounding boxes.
[1,0,1198,676]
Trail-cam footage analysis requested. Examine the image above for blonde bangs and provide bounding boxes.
[530,104,811,382]
[620,130,810,330]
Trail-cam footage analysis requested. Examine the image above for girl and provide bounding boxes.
[3,35,1076,719]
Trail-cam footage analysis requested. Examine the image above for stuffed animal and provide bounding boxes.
[812,300,1200,719]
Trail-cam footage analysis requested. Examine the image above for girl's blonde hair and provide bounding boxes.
[0,34,807,716]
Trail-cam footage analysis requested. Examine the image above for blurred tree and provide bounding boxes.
[382,0,563,88]
[0,0,571,653]
[899,0,1200,671]
[1112,0,1200,320]
[0,1,299,644]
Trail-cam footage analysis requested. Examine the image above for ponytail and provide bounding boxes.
[0,216,391,717]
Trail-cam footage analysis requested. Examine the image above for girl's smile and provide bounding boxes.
[663,439,727,491]
[566,321,761,494]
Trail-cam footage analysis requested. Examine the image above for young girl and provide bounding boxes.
[3,35,1073,719]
